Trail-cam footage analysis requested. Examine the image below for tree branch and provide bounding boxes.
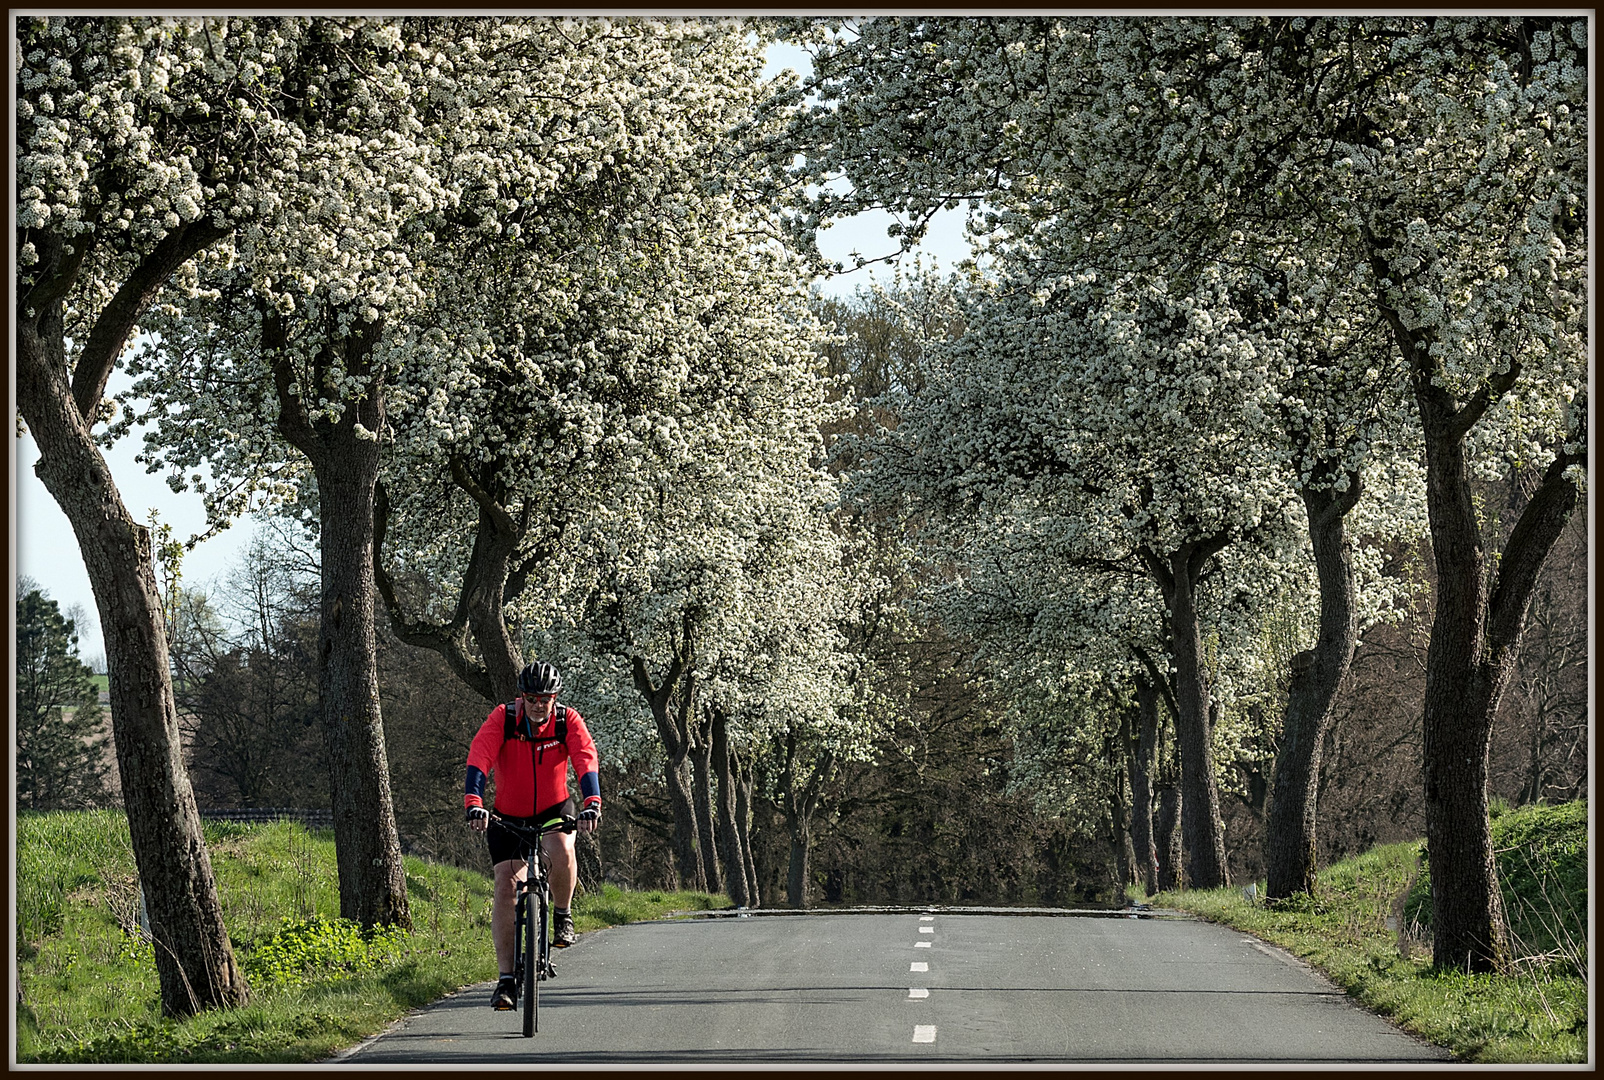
[1131,643,1181,723]
[1185,531,1232,582]
[266,308,317,453]
[448,454,519,537]
[504,515,563,606]
[19,228,95,321]
[1486,434,1586,660]
[371,479,492,700]
[1368,240,1523,444]
[72,219,230,420]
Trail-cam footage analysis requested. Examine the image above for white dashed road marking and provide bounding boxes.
[909,923,935,1046]
[920,916,934,921]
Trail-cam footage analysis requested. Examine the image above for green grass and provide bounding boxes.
[15,809,729,1064]
[1151,799,1588,1064]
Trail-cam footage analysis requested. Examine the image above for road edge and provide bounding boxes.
[327,981,489,1063]
[1185,913,1458,1062]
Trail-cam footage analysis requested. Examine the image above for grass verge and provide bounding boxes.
[15,809,728,1064]
[1149,799,1588,1064]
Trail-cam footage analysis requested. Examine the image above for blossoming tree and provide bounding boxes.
[12,14,346,1013]
[118,16,495,931]
[369,17,791,704]
[121,15,808,927]
[855,267,1314,889]
[334,19,858,901]
[525,291,858,902]
[783,14,1584,968]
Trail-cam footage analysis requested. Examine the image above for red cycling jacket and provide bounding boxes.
[464,701,601,818]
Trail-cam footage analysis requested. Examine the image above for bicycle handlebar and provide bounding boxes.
[488,811,577,838]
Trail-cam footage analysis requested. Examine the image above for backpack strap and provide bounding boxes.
[503,700,529,743]
[539,705,571,766]
[504,701,567,745]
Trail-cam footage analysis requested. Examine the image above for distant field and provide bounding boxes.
[85,675,200,702]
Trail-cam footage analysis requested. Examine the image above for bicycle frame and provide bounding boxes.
[492,812,576,1037]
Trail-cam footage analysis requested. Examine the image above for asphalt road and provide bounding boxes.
[335,908,1451,1065]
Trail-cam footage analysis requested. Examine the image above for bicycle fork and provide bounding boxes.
[513,888,528,987]
[518,880,558,981]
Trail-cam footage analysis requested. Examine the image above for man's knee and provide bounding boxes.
[493,861,523,900]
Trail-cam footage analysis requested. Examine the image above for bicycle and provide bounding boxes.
[490,810,576,1037]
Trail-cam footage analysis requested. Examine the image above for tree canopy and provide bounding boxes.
[16,15,1587,990]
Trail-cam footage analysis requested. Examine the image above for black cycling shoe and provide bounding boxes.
[491,976,517,1010]
[552,911,576,948]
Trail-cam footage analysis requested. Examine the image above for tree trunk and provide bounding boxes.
[1265,476,1362,899]
[1108,727,1135,891]
[780,731,835,909]
[632,655,704,891]
[787,829,812,909]
[1128,675,1160,896]
[663,753,704,892]
[446,453,543,701]
[689,716,722,896]
[272,316,409,930]
[711,709,749,907]
[751,755,777,907]
[1415,435,1511,971]
[373,450,542,707]
[1112,781,1136,892]
[310,446,411,928]
[17,231,247,1017]
[1423,670,1506,969]
[734,750,761,906]
[1146,540,1230,889]
[458,496,523,700]
[1381,306,1585,972]
[1154,779,1183,891]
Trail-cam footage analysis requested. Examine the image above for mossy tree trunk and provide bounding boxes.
[17,222,248,1015]
[1265,473,1363,899]
[270,313,410,930]
[1380,303,1584,973]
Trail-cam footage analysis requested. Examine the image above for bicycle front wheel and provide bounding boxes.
[523,890,539,1036]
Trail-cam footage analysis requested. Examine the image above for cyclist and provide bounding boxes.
[465,661,602,1011]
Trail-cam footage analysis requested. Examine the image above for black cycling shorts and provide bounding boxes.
[486,797,575,867]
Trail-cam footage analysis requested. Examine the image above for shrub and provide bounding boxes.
[241,916,408,988]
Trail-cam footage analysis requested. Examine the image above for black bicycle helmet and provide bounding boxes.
[517,661,562,696]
